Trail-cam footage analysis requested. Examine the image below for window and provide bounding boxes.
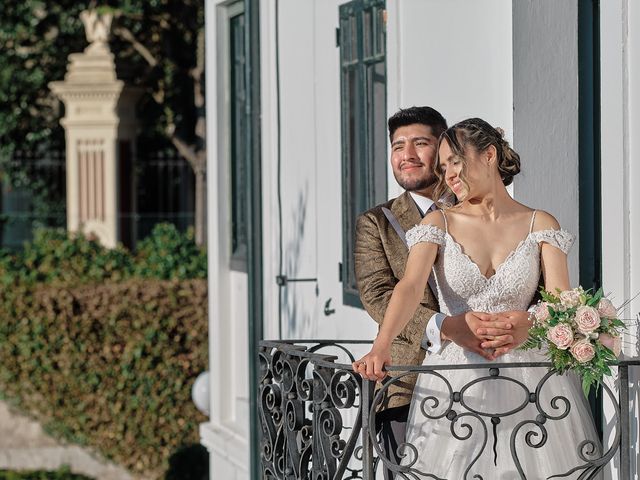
[339,0,387,307]
[228,2,248,272]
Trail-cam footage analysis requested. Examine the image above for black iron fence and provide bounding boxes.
[0,149,195,249]
[258,340,640,480]
[0,150,66,249]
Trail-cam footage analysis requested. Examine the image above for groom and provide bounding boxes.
[354,106,531,478]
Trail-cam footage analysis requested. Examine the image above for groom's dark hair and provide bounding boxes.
[388,106,448,142]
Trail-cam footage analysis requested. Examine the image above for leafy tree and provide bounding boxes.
[0,0,206,244]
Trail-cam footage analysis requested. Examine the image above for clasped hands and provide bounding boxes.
[353,310,532,381]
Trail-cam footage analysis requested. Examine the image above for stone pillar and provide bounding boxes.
[50,10,141,248]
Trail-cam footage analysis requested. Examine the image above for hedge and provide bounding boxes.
[0,223,207,287]
[0,467,93,479]
[0,225,209,476]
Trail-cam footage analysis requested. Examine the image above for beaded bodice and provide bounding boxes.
[406,213,574,366]
[406,223,574,317]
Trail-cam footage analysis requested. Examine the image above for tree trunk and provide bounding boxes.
[194,168,206,246]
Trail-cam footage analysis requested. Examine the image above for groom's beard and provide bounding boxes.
[394,172,438,192]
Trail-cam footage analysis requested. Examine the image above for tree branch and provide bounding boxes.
[112,26,158,67]
[191,29,206,141]
[167,125,205,173]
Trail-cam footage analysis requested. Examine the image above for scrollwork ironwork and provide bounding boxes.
[258,341,638,480]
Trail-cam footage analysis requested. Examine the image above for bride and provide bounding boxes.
[354,118,601,478]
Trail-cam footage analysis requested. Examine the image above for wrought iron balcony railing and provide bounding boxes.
[258,340,640,480]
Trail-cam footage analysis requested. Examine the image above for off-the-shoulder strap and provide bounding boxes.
[440,210,449,233]
[529,210,537,233]
[530,229,575,254]
[406,224,445,249]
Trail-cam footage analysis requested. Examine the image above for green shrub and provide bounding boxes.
[0,224,208,476]
[0,223,206,286]
[0,466,93,479]
[134,224,207,280]
[0,229,133,286]
[0,279,208,475]
[0,467,91,480]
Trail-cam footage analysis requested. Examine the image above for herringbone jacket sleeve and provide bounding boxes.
[354,211,438,348]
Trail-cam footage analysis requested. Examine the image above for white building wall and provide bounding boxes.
[628,7,640,474]
[201,1,250,478]
[601,1,640,477]
[386,0,513,198]
[204,0,639,478]
[260,0,377,347]
[512,0,580,282]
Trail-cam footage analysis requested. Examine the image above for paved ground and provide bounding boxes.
[0,399,139,480]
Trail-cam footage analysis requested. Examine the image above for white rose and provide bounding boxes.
[547,324,573,350]
[560,289,582,308]
[599,333,622,357]
[533,302,551,323]
[570,340,596,363]
[575,306,601,334]
[597,298,618,319]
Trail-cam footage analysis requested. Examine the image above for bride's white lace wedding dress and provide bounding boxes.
[402,211,602,480]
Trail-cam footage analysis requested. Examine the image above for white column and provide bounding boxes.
[625,1,640,476]
[50,11,140,248]
[600,3,627,478]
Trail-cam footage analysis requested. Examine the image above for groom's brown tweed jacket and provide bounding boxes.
[355,191,440,410]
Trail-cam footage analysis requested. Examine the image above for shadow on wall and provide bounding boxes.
[165,444,209,480]
[283,184,315,338]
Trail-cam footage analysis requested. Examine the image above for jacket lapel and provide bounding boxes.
[392,191,424,235]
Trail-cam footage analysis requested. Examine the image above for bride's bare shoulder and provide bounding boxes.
[532,210,561,231]
[420,210,447,230]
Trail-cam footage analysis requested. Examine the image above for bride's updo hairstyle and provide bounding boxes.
[433,117,521,202]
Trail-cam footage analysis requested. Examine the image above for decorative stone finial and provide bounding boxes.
[80,10,113,53]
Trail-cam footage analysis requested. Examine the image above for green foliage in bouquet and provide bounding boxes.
[520,287,625,397]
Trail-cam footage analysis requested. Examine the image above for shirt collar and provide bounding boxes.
[408,192,435,217]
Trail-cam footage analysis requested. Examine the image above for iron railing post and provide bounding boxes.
[361,379,374,480]
[257,341,639,480]
[620,364,630,480]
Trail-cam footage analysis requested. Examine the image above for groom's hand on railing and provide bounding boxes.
[352,340,392,381]
[478,310,532,356]
[442,312,513,360]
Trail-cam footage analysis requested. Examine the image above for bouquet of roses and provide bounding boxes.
[520,287,625,396]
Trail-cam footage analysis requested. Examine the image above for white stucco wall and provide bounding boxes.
[386,0,513,199]
[204,1,640,478]
[260,0,377,346]
[627,10,640,474]
[201,1,250,478]
[601,1,640,477]
[512,0,580,282]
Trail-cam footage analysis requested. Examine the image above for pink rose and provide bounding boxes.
[599,333,622,356]
[560,289,582,308]
[575,306,601,334]
[547,324,573,350]
[570,340,596,363]
[597,298,618,319]
[533,302,551,323]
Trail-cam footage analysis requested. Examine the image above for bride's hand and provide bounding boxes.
[443,312,513,360]
[480,310,532,356]
[353,339,392,381]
